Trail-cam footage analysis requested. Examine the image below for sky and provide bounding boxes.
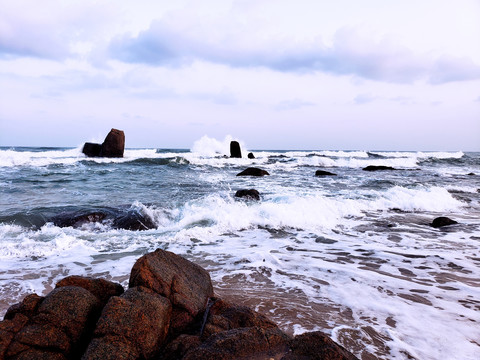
[0,0,479,151]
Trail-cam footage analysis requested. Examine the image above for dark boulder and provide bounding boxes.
[315,170,337,176]
[230,141,242,158]
[129,249,214,334]
[112,210,156,231]
[284,331,358,360]
[55,276,124,308]
[100,129,125,158]
[236,167,270,176]
[362,165,396,171]
[431,217,458,228]
[82,143,102,157]
[82,286,171,360]
[247,152,255,159]
[234,189,260,201]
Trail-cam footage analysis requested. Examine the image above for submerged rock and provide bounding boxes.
[230,141,242,158]
[236,167,270,176]
[234,189,260,201]
[362,165,396,171]
[431,216,458,228]
[315,170,337,176]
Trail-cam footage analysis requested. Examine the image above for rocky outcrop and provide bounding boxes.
[230,141,242,158]
[362,165,396,171]
[82,128,125,158]
[0,250,359,360]
[315,170,337,176]
[248,152,255,159]
[50,208,156,231]
[234,189,260,201]
[237,167,270,176]
[431,216,458,228]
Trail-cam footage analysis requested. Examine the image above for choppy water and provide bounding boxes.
[1,137,479,360]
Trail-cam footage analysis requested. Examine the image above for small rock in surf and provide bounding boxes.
[431,216,458,228]
[315,170,337,176]
[362,165,396,171]
[235,189,260,201]
[236,167,270,176]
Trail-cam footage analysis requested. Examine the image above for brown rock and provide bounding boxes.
[129,249,214,334]
[0,314,29,359]
[100,129,125,158]
[161,334,202,360]
[82,143,102,157]
[236,167,270,176]
[283,331,358,360]
[202,299,277,338]
[55,276,124,307]
[3,286,101,360]
[82,286,171,360]
[4,294,44,321]
[183,326,290,360]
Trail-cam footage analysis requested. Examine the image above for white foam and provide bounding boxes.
[191,135,247,158]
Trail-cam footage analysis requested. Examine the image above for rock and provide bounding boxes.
[100,129,125,158]
[129,249,214,334]
[236,167,270,176]
[431,216,458,228]
[247,152,255,159]
[284,331,358,360]
[51,212,107,228]
[4,294,44,321]
[161,334,202,360]
[82,143,102,157]
[230,141,242,158]
[362,165,396,171]
[467,172,475,176]
[112,210,156,231]
[2,286,101,360]
[55,276,124,307]
[182,326,290,360]
[234,189,260,201]
[82,286,171,360]
[315,170,337,176]
[201,299,277,339]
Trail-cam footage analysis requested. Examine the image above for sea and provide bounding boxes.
[0,136,479,360]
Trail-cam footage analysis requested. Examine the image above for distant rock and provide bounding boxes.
[230,141,242,158]
[431,216,458,228]
[467,172,475,176]
[100,128,125,158]
[247,152,255,159]
[234,189,260,201]
[82,143,102,157]
[362,165,396,171]
[315,170,337,176]
[236,167,270,176]
[82,128,125,158]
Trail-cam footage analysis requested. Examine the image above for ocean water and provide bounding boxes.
[0,137,479,360]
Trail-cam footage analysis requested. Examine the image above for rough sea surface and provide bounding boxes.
[1,137,479,360]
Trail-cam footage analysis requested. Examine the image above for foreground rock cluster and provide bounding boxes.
[0,250,357,360]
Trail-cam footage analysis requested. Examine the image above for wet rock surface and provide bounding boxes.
[237,167,270,176]
[0,250,359,360]
[234,189,260,201]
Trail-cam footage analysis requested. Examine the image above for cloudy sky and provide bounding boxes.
[1,0,479,150]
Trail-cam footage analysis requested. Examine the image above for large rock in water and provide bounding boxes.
[100,129,125,157]
[230,141,242,158]
[234,189,260,201]
[82,128,125,158]
[236,167,270,176]
[129,249,214,334]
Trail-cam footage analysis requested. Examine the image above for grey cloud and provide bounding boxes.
[275,99,315,111]
[109,23,480,85]
[354,94,377,105]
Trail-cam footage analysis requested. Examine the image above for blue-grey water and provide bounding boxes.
[1,140,479,360]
